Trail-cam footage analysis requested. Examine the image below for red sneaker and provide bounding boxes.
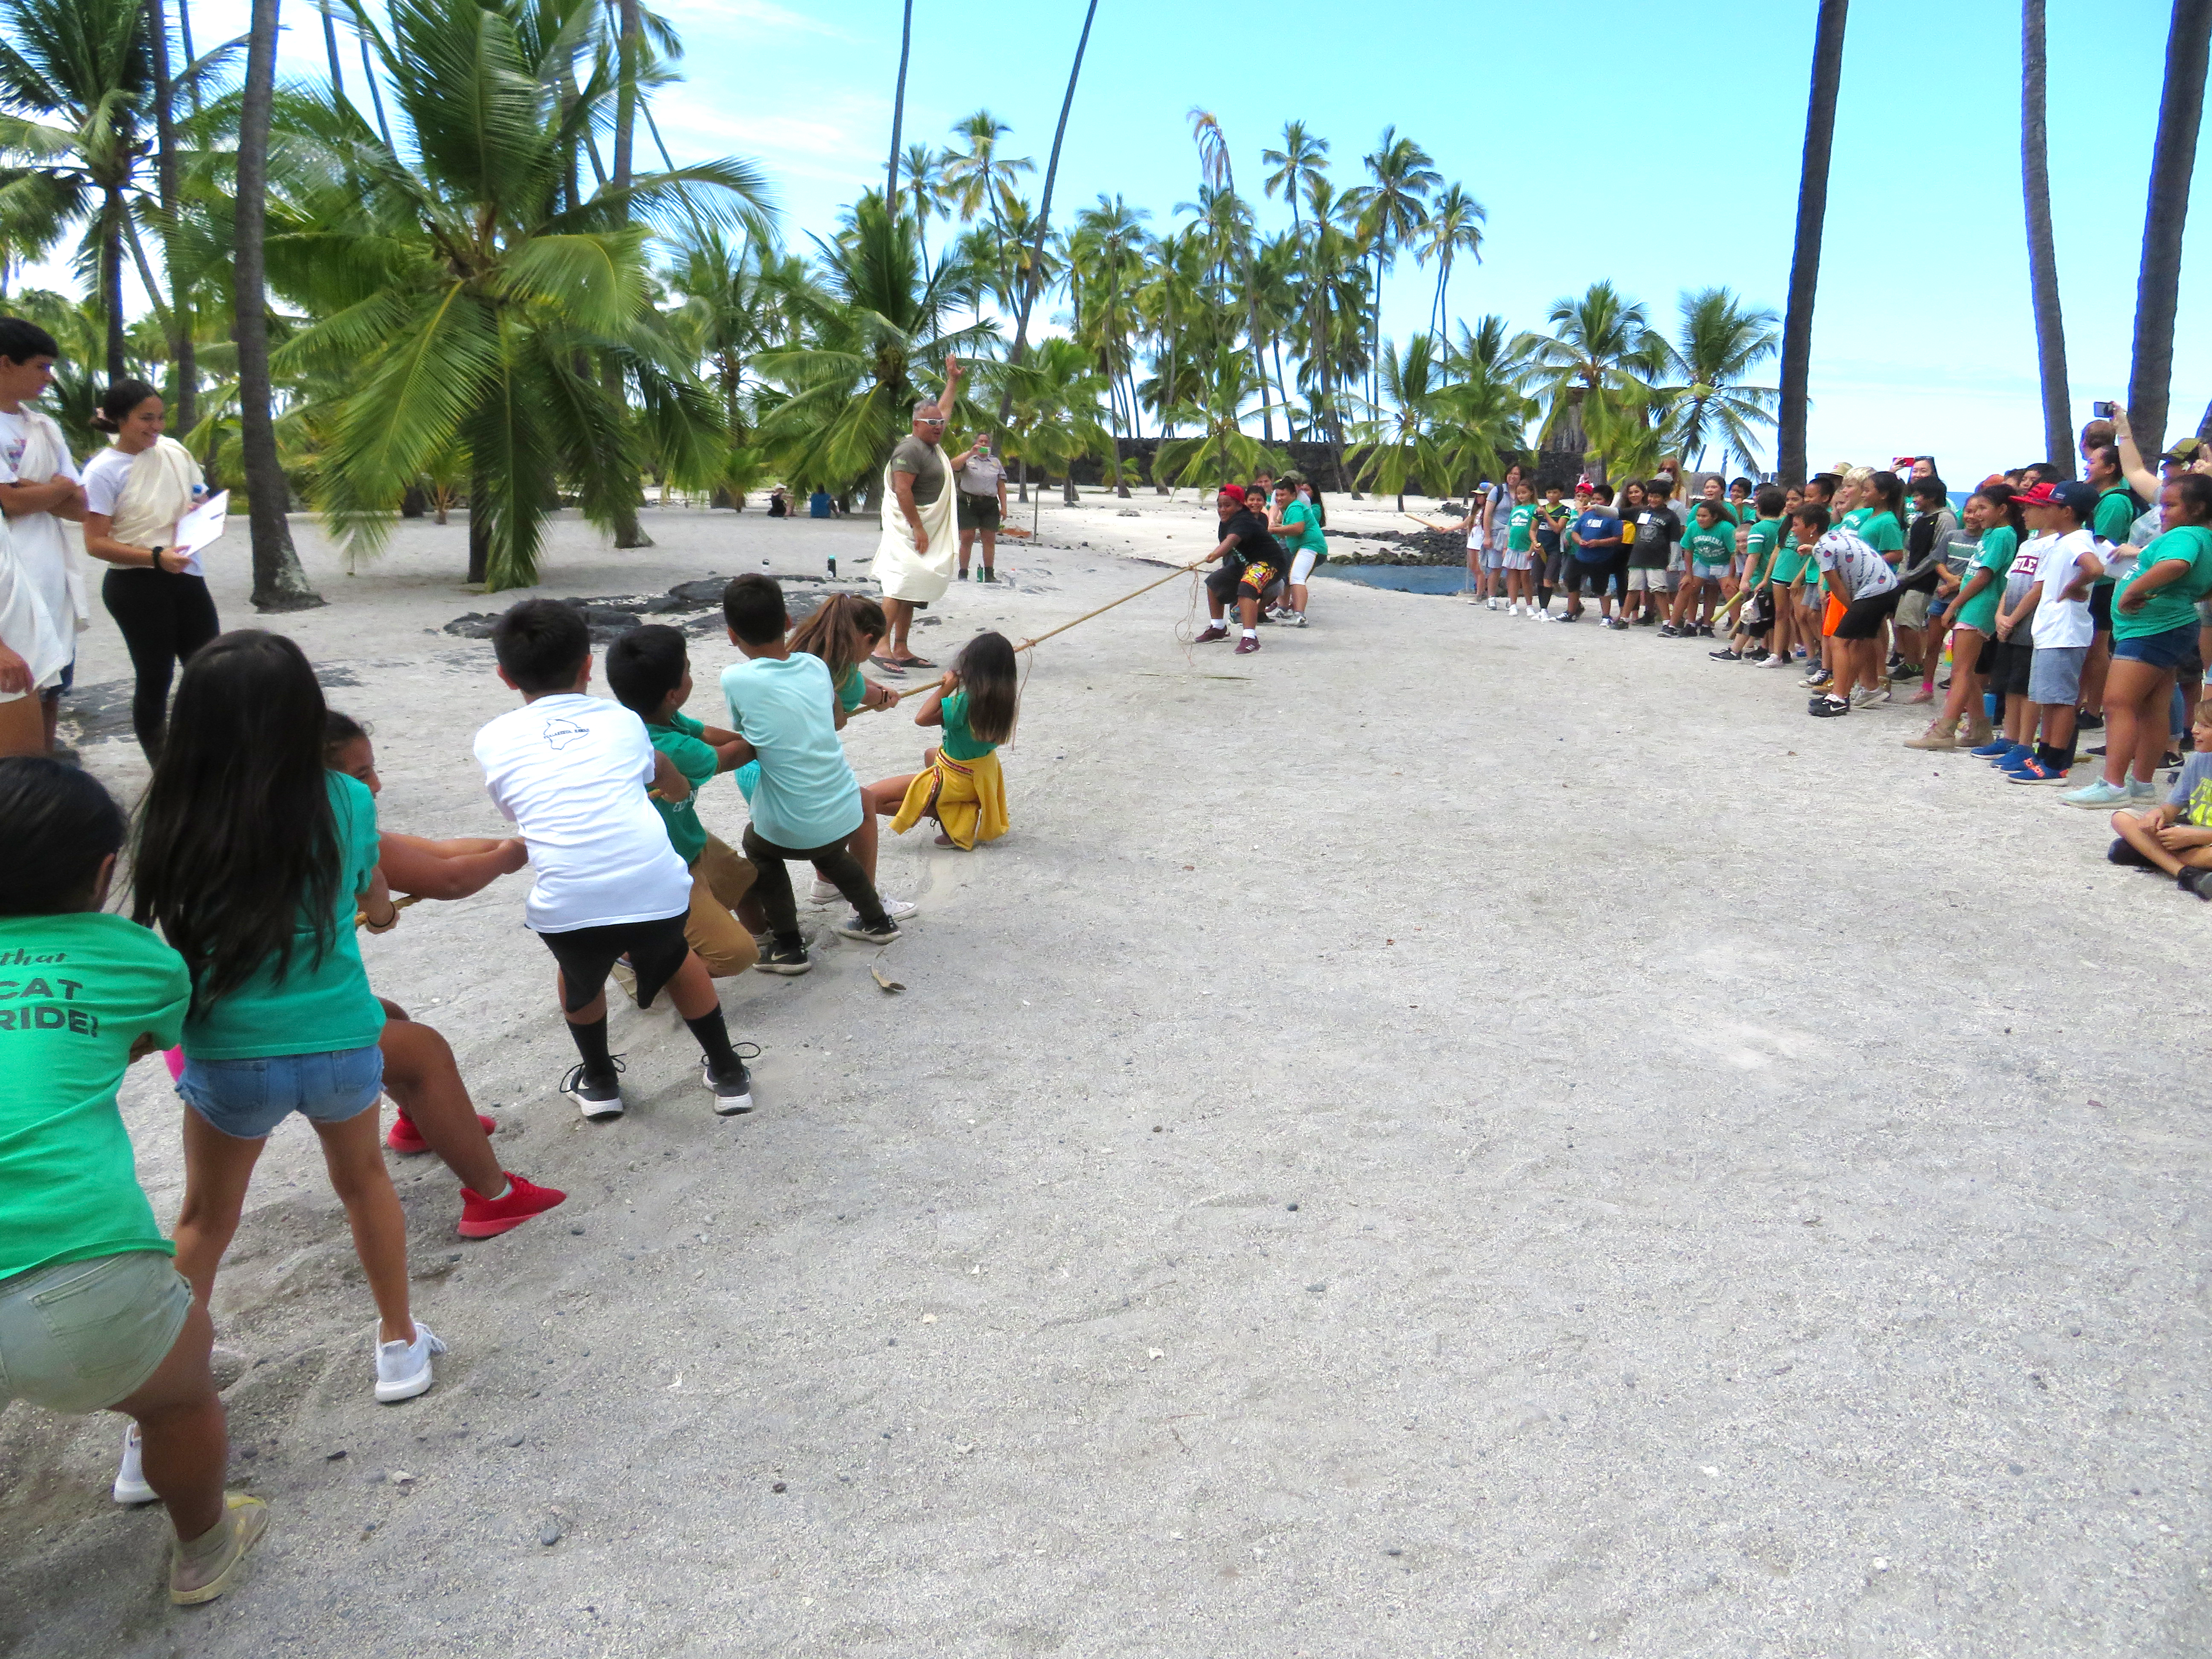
[387,1110,498,1155]
[1194,623,1230,644]
[457,1173,567,1238]
[1234,634,1259,655]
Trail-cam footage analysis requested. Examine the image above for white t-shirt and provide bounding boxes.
[0,406,81,654]
[1813,527,1899,600]
[473,692,692,934]
[2032,528,2098,648]
[79,447,134,516]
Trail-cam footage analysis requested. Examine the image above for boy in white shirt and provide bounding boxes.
[2006,481,2104,784]
[0,318,87,751]
[474,600,757,1118]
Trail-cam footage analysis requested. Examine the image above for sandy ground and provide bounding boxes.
[3,486,2207,1658]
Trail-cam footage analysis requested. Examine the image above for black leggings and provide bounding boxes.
[101,566,220,759]
[741,823,888,945]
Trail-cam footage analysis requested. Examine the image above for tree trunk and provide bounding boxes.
[887,0,912,208]
[101,191,128,382]
[601,0,649,549]
[1778,0,1849,485]
[995,0,1097,433]
[320,3,346,102]
[359,31,394,147]
[2022,0,2073,475]
[2128,0,2212,458]
[234,0,321,611]
[468,466,491,585]
[178,0,198,109]
[146,0,195,431]
[1062,473,1078,505]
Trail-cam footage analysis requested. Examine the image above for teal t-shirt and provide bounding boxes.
[939,688,999,762]
[736,663,870,803]
[0,911,189,1280]
[721,654,863,848]
[2117,524,2212,640]
[1278,501,1327,555]
[1683,521,1735,567]
[1740,517,1781,583]
[1856,510,1905,562]
[1958,525,2018,633]
[645,711,718,866]
[1506,502,1537,552]
[183,771,387,1060]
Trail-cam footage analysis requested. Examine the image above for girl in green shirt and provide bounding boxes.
[129,632,443,1406]
[1908,483,2022,750]
[1266,478,1329,627]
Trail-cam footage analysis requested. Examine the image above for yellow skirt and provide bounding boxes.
[891,749,1008,850]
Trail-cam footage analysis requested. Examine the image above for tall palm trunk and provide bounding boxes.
[100,190,127,381]
[603,0,650,548]
[1778,0,1849,484]
[178,0,198,106]
[235,0,320,609]
[359,32,394,147]
[996,0,1097,431]
[2128,0,2212,457]
[887,0,913,208]
[2022,0,2073,474]
[320,4,346,102]
[145,0,194,431]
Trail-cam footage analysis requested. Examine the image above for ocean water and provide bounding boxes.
[1312,564,1471,595]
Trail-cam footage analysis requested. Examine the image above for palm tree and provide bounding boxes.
[282,0,768,591]
[940,108,1031,315]
[143,0,194,429]
[1433,359,1532,500]
[1261,120,1328,239]
[0,0,152,378]
[2022,0,2072,474]
[755,198,992,496]
[1070,192,1148,490]
[235,0,321,608]
[1153,350,1273,490]
[886,0,911,207]
[1778,0,1849,483]
[1656,286,1779,474]
[996,0,1097,429]
[1347,128,1438,415]
[900,141,946,237]
[2128,0,2212,457]
[1416,182,1486,345]
[1447,312,1533,386]
[1188,111,1272,441]
[996,337,1113,507]
[1354,335,1447,510]
[1525,280,1661,487]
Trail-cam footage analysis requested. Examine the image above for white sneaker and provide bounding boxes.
[374,1321,447,1403]
[1486,597,1499,611]
[807,878,840,906]
[113,1422,156,1504]
[877,897,918,922]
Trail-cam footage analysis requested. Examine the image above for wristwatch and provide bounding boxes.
[149,545,166,566]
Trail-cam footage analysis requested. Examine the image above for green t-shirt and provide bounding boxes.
[183,771,387,1060]
[1683,521,1735,567]
[0,911,189,1281]
[1842,506,1870,531]
[1506,502,1537,552]
[1856,510,1905,561]
[2093,487,2142,546]
[2116,524,2212,640]
[1740,517,1781,583]
[1958,525,2018,633]
[1278,501,1327,555]
[646,710,719,866]
[939,688,999,762]
[834,666,867,713]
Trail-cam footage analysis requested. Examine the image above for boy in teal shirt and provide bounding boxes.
[605,624,761,982]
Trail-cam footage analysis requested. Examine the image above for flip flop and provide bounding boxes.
[868,655,907,675]
[891,655,935,669]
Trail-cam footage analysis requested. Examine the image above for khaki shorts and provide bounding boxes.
[1896,588,1933,630]
[0,1250,191,1415]
[1627,566,1675,593]
[685,833,760,978]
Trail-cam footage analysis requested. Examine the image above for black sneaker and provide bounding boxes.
[2181,867,2212,901]
[560,1059,626,1120]
[702,1044,761,1115]
[753,942,814,976]
[2109,837,2159,870]
[1697,623,1716,637]
[1709,647,1741,661]
[1808,694,1851,718]
[2076,711,2105,731]
[832,915,902,945]
[1658,623,1681,638]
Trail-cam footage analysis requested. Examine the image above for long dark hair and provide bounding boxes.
[1974,481,2026,539]
[131,631,340,1011]
[1863,469,1906,528]
[788,592,886,685]
[0,757,125,915]
[952,631,1019,747]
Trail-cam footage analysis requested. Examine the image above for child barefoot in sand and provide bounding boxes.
[871,632,1019,850]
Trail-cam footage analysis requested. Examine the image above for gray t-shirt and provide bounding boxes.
[957,455,1004,497]
[2168,751,2212,823]
[889,434,946,505]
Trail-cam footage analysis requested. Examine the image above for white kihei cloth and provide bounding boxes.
[9,409,89,635]
[0,517,69,704]
[109,436,205,573]
[873,450,958,604]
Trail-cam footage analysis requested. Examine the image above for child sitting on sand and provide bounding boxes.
[719,575,905,975]
[2107,697,2212,898]
[474,600,757,1119]
[603,624,762,982]
[872,631,1019,851]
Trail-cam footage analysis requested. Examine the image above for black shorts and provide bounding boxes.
[1974,634,1998,675]
[2090,581,2113,634]
[1990,637,2036,700]
[538,912,690,1012]
[957,493,1001,531]
[1832,587,1901,640]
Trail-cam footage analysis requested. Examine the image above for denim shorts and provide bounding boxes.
[0,1250,192,1413]
[178,1045,384,1139]
[2028,643,2088,705]
[2114,622,2200,671]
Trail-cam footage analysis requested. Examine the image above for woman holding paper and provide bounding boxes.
[80,380,218,763]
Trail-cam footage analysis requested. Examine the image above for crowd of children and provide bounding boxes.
[0,536,1021,1604]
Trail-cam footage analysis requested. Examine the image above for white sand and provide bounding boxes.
[3,490,2205,1655]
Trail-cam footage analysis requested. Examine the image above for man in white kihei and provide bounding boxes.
[0,318,88,752]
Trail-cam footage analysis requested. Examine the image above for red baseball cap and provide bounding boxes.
[2015,481,2060,506]
[1217,484,1246,504]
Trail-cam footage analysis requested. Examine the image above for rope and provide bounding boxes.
[355,892,425,931]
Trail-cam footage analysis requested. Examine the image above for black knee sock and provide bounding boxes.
[685,1007,740,1072]
[566,1014,614,1077]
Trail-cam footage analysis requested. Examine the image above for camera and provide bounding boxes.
[2093,400,2117,419]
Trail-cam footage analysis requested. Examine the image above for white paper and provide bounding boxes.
[175,491,229,557]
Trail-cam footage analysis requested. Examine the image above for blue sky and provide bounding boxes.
[48,0,2212,483]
